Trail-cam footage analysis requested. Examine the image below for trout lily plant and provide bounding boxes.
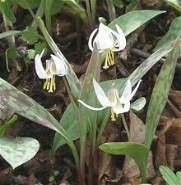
[35,50,67,93]
[78,79,142,121]
[88,23,126,69]
[1,8,173,185]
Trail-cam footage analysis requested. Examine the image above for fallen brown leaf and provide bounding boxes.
[155,117,173,169]
[98,123,120,185]
[166,118,181,144]
[122,112,155,183]
[169,90,181,110]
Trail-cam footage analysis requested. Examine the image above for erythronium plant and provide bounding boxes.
[78,78,143,142]
[78,79,142,121]
[88,23,126,69]
[35,50,67,93]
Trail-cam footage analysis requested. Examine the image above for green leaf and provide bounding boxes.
[109,10,165,36]
[0,77,79,167]
[165,0,181,12]
[0,30,22,40]
[45,0,54,33]
[154,16,181,58]
[62,0,87,22]
[21,26,40,44]
[18,0,41,9]
[131,97,146,112]
[128,39,175,87]
[99,142,149,183]
[51,0,64,15]
[34,41,47,55]
[126,0,139,13]
[0,1,16,22]
[159,166,178,185]
[112,0,123,8]
[145,40,180,149]
[5,47,18,72]
[176,171,181,184]
[27,49,35,59]
[53,78,126,153]
[0,137,39,169]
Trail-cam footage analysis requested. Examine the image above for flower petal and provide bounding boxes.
[129,80,142,100]
[78,100,106,111]
[112,25,126,51]
[88,28,98,51]
[113,100,130,114]
[50,54,67,76]
[35,50,52,79]
[95,23,115,50]
[120,80,132,103]
[93,79,112,107]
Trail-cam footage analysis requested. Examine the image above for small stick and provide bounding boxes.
[131,48,181,69]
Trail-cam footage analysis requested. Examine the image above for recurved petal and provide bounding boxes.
[50,54,67,76]
[88,28,98,51]
[111,25,126,52]
[120,80,132,103]
[35,51,52,79]
[93,79,113,107]
[78,100,107,111]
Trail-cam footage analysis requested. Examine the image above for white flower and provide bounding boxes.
[78,79,141,121]
[88,23,126,69]
[35,50,67,93]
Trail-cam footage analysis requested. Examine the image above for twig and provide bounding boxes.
[131,48,181,69]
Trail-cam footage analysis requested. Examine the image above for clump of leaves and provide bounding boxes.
[159,166,181,185]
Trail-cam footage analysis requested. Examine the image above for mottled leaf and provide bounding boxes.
[145,39,180,149]
[128,39,175,87]
[0,78,78,161]
[154,16,181,58]
[0,137,39,169]
[109,10,165,36]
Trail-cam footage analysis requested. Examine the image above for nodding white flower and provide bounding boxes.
[35,50,67,93]
[88,23,126,69]
[78,79,141,121]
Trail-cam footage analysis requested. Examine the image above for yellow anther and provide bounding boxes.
[111,108,116,121]
[104,49,115,69]
[43,76,56,93]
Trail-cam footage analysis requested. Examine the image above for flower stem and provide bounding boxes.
[121,113,131,141]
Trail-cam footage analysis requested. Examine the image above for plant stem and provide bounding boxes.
[121,113,131,141]
[31,0,44,29]
[45,0,54,34]
[2,13,15,48]
[106,0,116,21]
[85,0,93,31]
[97,110,110,145]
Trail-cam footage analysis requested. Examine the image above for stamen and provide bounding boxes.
[111,108,116,121]
[43,76,56,93]
[104,49,115,69]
